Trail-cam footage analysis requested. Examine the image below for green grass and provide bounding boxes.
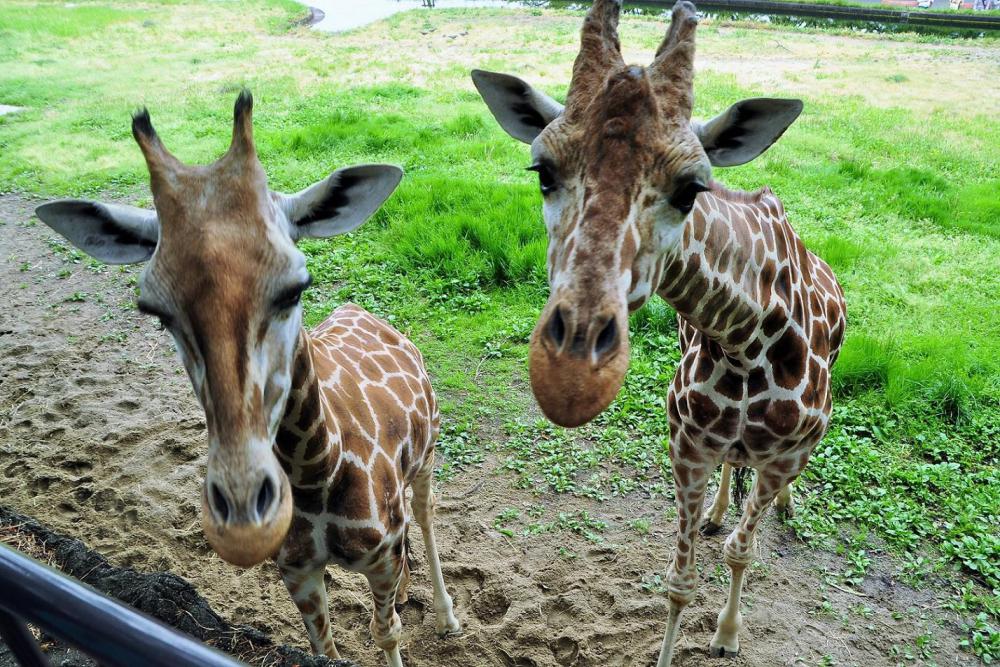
[0,4,143,38]
[1,1,998,662]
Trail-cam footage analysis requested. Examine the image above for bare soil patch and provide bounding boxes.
[700,27,1000,116]
[0,194,978,666]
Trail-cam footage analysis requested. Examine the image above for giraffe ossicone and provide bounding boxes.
[36,91,460,666]
[473,1,845,664]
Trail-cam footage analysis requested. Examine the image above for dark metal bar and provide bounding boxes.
[0,543,244,667]
[0,608,49,667]
[627,0,1000,30]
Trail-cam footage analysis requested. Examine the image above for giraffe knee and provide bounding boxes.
[723,531,755,567]
[369,612,402,651]
[666,567,698,606]
[667,585,696,608]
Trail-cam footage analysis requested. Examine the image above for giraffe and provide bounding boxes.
[34,92,460,667]
[472,1,846,664]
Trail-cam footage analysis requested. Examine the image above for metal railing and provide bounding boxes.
[0,543,245,667]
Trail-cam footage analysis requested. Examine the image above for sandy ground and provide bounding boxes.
[0,193,979,666]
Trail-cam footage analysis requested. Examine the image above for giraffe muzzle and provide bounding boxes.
[529,301,630,427]
[540,304,624,366]
[201,468,293,567]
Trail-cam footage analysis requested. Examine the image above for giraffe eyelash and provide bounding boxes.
[273,275,313,311]
[526,163,558,196]
[669,180,710,214]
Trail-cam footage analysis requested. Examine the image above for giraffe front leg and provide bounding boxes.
[657,437,711,667]
[366,545,406,667]
[701,462,732,535]
[710,470,797,658]
[279,565,340,659]
[411,461,460,636]
[396,551,411,606]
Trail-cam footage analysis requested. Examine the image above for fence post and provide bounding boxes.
[0,608,48,667]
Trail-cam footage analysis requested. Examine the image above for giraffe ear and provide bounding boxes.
[693,98,803,168]
[35,200,159,264]
[472,70,564,144]
[280,164,403,240]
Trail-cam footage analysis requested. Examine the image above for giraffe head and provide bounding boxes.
[473,0,802,427]
[36,92,402,566]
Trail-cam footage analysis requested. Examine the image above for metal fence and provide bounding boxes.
[0,543,245,667]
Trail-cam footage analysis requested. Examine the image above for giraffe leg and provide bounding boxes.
[279,565,340,659]
[657,441,712,667]
[366,546,406,667]
[710,470,796,658]
[773,480,794,519]
[396,551,411,606]
[411,460,460,636]
[700,462,732,535]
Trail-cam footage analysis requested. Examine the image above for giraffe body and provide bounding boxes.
[35,93,459,666]
[472,1,845,663]
[664,185,845,477]
[660,185,845,662]
[278,304,437,572]
[276,304,460,661]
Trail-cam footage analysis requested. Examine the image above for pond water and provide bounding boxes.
[306,0,531,32]
[302,0,990,37]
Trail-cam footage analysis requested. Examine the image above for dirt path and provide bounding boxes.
[0,194,977,666]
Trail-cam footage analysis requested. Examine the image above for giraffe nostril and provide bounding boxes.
[547,307,567,349]
[255,476,275,523]
[595,316,619,359]
[210,482,230,524]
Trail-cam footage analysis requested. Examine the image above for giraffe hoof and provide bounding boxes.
[700,519,723,536]
[710,644,739,658]
[436,624,462,639]
[775,503,794,520]
[435,614,462,638]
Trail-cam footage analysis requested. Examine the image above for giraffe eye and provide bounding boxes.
[670,180,709,215]
[275,290,302,311]
[274,276,313,311]
[527,163,558,196]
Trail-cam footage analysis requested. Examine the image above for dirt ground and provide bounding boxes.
[0,193,978,666]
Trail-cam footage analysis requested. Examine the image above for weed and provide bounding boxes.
[960,613,1000,664]
[629,518,651,535]
[435,421,485,481]
[641,573,667,594]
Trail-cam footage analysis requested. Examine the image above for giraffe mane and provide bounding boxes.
[706,180,772,204]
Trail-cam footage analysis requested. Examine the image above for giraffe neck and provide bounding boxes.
[274,329,342,489]
[657,187,781,359]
